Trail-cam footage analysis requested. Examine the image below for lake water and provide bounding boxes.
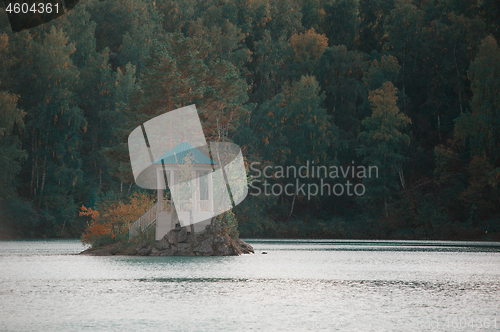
[1,239,499,331]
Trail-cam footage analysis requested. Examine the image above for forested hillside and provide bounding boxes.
[0,0,499,239]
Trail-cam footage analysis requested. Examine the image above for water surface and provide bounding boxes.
[1,239,499,331]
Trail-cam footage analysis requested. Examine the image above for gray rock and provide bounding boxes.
[177,243,192,256]
[193,238,214,256]
[213,235,228,245]
[156,236,171,250]
[177,242,192,252]
[80,242,124,256]
[177,227,189,243]
[137,246,152,256]
[212,223,222,234]
[80,248,111,256]
[214,243,230,256]
[236,239,254,254]
[159,249,175,256]
[168,229,180,244]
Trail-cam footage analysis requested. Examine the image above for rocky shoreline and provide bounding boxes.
[80,224,254,256]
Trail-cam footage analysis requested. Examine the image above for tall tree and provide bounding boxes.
[315,44,367,159]
[321,0,360,48]
[289,28,328,76]
[0,89,26,200]
[251,76,334,219]
[357,82,411,217]
[10,27,85,235]
[455,35,500,164]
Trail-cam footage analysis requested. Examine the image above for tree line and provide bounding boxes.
[0,0,499,239]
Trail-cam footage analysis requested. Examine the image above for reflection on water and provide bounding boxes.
[0,239,499,331]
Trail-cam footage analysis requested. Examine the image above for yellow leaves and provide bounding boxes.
[81,192,155,245]
[290,28,328,63]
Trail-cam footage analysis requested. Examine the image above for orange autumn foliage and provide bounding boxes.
[290,28,328,63]
[80,192,154,246]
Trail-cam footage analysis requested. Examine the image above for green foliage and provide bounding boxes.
[0,197,39,239]
[357,82,411,217]
[455,35,500,164]
[321,0,360,48]
[218,210,239,239]
[0,89,26,200]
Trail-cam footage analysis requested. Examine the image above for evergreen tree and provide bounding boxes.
[455,35,500,166]
[357,82,411,217]
[0,89,26,200]
[10,27,85,236]
[251,76,334,220]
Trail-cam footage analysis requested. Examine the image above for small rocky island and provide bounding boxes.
[80,222,254,256]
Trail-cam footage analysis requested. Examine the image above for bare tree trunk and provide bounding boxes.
[438,114,442,142]
[287,192,296,222]
[398,167,405,189]
[402,48,407,115]
[453,43,464,114]
[35,154,39,196]
[385,197,388,218]
[40,156,47,196]
[281,192,285,217]
[30,152,36,196]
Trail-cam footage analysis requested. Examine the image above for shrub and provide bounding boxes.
[80,192,154,247]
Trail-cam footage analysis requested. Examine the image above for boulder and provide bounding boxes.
[159,249,175,256]
[193,238,214,256]
[213,235,228,245]
[232,239,254,255]
[177,227,189,243]
[150,247,161,256]
[167,229,180,244]
[214,243,230,256]
[176,242,192,255]
[212,223,222,234]
[79,242,125,256]
[156,236,170,250]
[136,245,152,256]
[238,239,254,254]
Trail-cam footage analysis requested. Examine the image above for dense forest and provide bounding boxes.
[0,0,499,240]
